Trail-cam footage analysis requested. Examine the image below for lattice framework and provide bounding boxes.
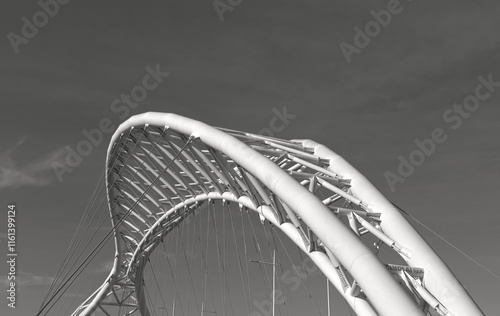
[73,112,484,316]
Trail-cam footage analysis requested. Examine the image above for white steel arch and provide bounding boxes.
[72,112,484,316]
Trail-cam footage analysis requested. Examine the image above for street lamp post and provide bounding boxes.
[327,279,331,316]
[200,302,217,315]
[250,250,278,316]
[159,300,175,316]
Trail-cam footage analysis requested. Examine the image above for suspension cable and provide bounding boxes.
[228,202,251,315]
[392,201,500,281]
[274,230,323,315]
[38,133,194,315]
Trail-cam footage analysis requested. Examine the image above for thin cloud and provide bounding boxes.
[0,142,66,190]
[0,233,6,245]
[0,271,54,287]
[91,259,115,274]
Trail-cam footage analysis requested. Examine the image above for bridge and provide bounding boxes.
[38,112,485,316]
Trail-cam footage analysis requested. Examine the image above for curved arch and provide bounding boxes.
[73,112,484,316]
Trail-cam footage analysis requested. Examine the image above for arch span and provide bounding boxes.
[73,112,483,316]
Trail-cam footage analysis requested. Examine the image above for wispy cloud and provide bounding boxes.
[0,271,54,287]
[0,139,66,190]
[91,259,114,274]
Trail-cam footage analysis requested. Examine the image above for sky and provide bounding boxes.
[1,0,500,315]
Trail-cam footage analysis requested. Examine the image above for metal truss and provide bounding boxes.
[73,112,484,316]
